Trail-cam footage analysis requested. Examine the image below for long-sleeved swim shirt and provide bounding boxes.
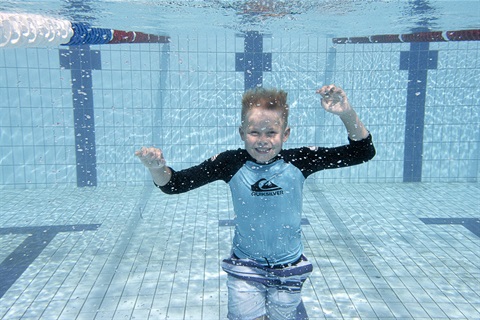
[158,135,375,266]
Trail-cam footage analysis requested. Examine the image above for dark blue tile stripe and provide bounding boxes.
[235,31,272,91]
[59,45,101,187]
[219,218,310,227]
[420,218,480,238]
[0,224,101,299]
[400,42,438,182]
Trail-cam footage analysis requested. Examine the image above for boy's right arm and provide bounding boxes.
[135,147,172,186]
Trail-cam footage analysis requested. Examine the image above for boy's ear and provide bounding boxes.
[283,127,291,142]
[239,126,246,141]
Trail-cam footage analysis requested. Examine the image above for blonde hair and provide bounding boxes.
[241,88,289,127]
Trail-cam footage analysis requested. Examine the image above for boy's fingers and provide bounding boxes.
[136,146,149,153]
[135,147,159,157]
[152,149,161,159]
[316,85,338,98]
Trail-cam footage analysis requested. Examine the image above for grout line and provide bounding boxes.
[307,181,383,279]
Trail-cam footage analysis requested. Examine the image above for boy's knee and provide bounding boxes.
[266,290,302,320]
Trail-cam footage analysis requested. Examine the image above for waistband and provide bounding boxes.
[232,253,304,269]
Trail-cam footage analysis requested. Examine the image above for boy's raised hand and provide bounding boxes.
[316,84,352,115]
[135,147,166,169]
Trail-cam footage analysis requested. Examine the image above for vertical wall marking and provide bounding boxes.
[59,45,101,187]
[235,31,272,91]
[400,42,438,182]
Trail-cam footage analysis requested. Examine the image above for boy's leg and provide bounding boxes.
[265,287,303,320]
[226,275,267,320]
[296,300,308,320]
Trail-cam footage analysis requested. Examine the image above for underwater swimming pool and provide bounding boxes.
[0,1,479,319]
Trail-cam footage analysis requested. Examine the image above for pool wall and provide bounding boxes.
[0,34,478,188]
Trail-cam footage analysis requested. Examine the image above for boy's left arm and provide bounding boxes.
[316,84,369,141]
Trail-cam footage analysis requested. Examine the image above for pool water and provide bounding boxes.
[0,1,479,319]
[1,182,479,319]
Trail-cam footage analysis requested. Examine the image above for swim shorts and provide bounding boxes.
[222,255,312,320]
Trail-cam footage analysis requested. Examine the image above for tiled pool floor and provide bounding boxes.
[0,181,479,319]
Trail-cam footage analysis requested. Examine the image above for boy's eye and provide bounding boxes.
[248,130,278,137]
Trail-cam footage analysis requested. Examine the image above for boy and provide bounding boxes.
[136,85,375,319]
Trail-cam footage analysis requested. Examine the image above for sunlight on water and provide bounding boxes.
[1,0,479,37]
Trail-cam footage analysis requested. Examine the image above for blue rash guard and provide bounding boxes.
[158,134,375,266]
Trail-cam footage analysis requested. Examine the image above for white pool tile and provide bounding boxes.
[0,182,479,319]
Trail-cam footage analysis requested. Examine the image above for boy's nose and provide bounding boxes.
[257,137,268,146]
[257,133,266,140]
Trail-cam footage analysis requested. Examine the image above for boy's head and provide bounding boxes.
[241,88,289,128]
[239,88,291,163]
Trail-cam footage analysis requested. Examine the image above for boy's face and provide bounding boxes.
[239,108,290,164]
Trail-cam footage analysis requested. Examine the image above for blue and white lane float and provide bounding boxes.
[0,12,169,48]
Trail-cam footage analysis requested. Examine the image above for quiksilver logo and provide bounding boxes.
[251,178,284,196]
